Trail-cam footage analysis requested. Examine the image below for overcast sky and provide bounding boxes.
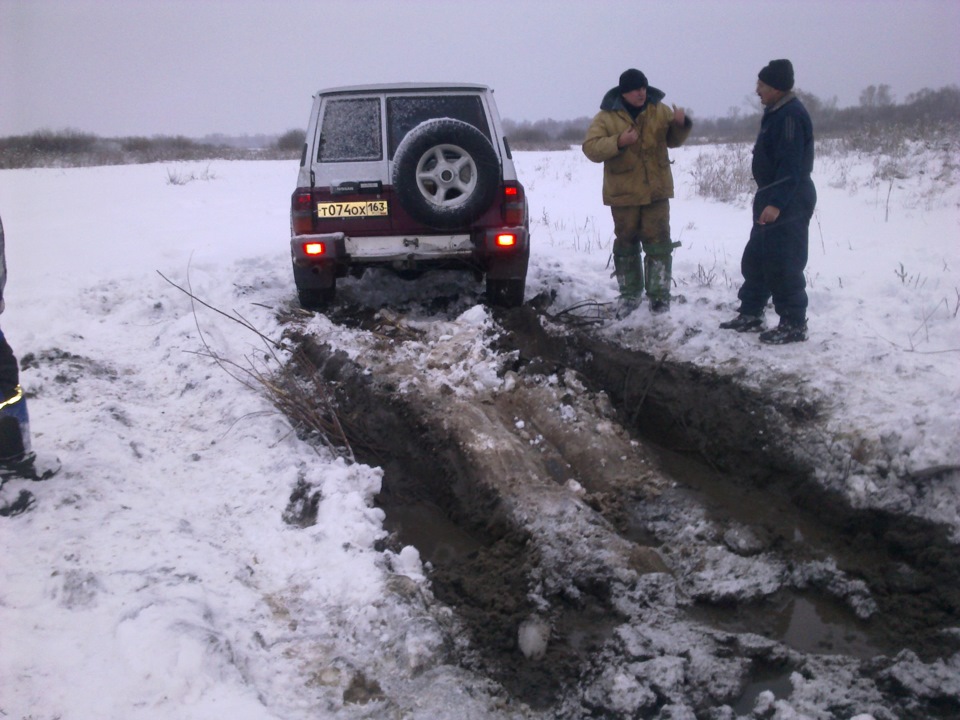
[2,0,958,138]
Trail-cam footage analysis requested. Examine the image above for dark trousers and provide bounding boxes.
[0,328,26,462]
[0,330,18,401]
[737,196,813,323]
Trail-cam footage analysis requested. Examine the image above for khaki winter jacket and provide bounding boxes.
[582,86,692,207]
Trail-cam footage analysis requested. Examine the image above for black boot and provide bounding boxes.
[719,313,764,332]
[759,319,808,344]
[0,388,58,481]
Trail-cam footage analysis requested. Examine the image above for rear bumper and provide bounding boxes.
[291,226,529,277]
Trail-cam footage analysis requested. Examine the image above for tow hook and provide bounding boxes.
[403,237,420,248]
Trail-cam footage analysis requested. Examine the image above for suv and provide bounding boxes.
[290,83,529,309]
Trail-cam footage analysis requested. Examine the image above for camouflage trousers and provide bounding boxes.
[610,200,678,302]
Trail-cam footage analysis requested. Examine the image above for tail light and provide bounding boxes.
[303,241,326,256]
[501,183,526,226]
[495,233,517,248]
[291,189,314,235]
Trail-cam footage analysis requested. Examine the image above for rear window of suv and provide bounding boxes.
[317,92,492,164]
[318,98,382,162]
[386,95,490,158]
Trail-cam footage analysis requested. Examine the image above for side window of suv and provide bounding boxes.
[386,95,491,158]
[318,98,382,162]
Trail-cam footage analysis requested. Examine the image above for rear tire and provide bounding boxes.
[485,277,525,308]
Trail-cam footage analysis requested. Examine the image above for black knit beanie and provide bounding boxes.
[619,68,648,94]
[758,59,794,91]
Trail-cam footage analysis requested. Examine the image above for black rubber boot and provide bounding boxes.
[719,313,765,332]
[760,319,808,344]
[0,385,30,467]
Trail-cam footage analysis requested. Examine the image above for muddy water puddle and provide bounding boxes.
[733,666,795,715]
[633,442,949,660]
[728,592,884,714]
[646,445,812,548]
[381,502,485,567]
[735,599,884,714]
[630,442,895,709]
[693,591,884,658]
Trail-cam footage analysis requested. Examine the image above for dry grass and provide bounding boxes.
[158,271,354,462]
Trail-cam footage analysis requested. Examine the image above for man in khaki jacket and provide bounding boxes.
[583,69,692,313]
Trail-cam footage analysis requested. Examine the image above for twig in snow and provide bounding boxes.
[160,268,355,461]
[548,299,612,326]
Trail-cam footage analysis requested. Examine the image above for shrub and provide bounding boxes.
[688,143,755,202]
[276,129,306,153]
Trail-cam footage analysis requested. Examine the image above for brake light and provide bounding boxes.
[495,233,517,248]
[304,242,326,256]
[502,183,525,226]
[292,191,312,212]
[291,189,315,235]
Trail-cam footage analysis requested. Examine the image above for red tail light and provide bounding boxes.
[292,191,312,212]
[291,190,315,235]
[495,233,517,248]
[502,183,526,226]
[303,241,326,256]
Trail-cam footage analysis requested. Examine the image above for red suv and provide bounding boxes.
[290,83,529,308]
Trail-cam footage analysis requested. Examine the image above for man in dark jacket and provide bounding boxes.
[721,59,816,344]
[583,69,692,314]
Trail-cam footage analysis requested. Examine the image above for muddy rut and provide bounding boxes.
[281,300,959,718]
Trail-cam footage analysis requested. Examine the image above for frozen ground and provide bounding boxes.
[0,136,957,719]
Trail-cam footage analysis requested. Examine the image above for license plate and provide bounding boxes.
[317,200,388,219]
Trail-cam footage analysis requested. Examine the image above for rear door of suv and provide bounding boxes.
[309,88,502,234]
[310,91,393,235]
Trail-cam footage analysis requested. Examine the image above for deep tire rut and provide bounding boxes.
[280,302,960,718]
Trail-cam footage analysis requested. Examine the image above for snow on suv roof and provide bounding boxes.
[315,82,491,95]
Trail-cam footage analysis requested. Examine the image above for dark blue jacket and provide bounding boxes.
[752,94,815,216]
[0,214,5,315]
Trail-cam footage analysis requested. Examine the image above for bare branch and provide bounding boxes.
[162,267,355,462]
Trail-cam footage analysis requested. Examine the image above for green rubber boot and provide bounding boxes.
[613,251,644,300]
[643,241,681,312]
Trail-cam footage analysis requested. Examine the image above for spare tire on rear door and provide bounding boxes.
[392,118,500,230]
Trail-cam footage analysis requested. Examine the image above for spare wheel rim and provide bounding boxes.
[414,144,478,208]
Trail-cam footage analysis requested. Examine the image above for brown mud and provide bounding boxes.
[496,305,959,661]
[280,299,959,717]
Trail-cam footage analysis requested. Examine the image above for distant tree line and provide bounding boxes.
[504,84,960,149]
[0,129,306,169]
[1,85,955,167]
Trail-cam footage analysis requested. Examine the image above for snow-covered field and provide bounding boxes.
[0,136,957,718]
